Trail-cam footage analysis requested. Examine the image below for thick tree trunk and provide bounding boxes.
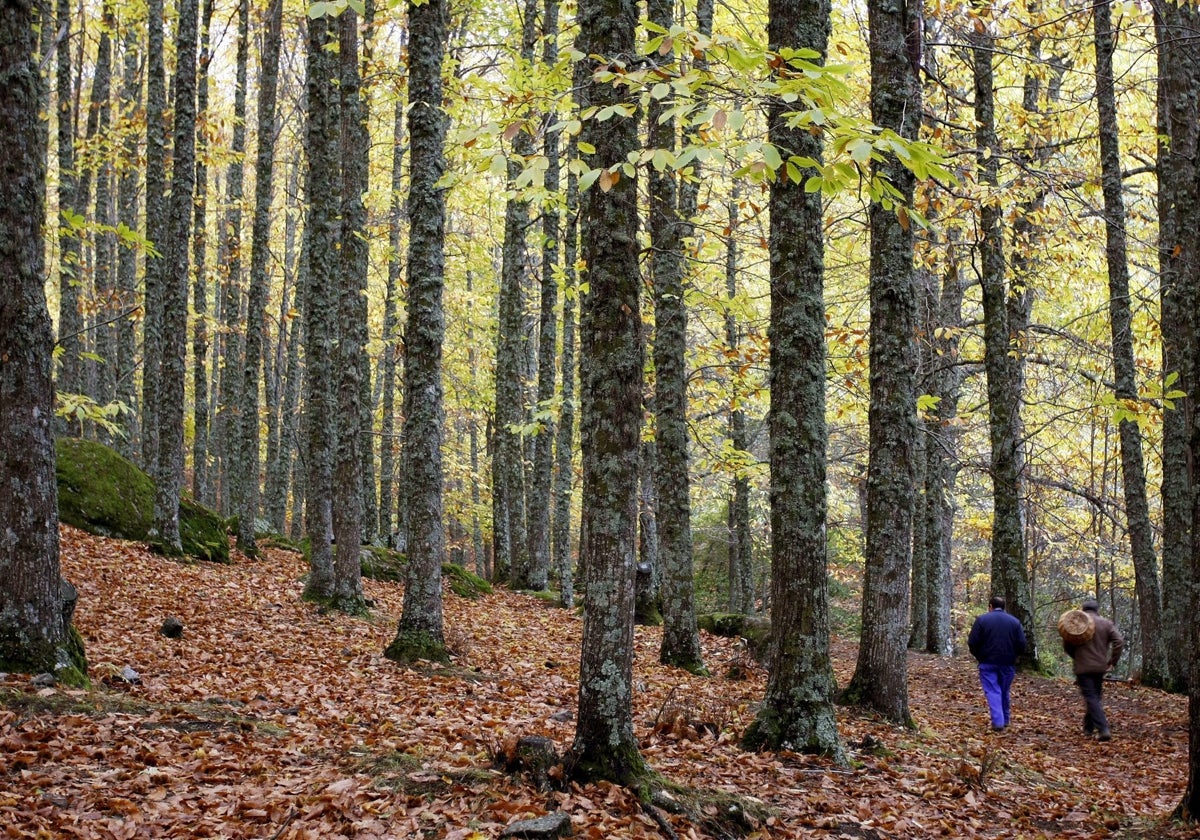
[741,0,842,758]
[1093,0,1169,689]
[301,12,339,599]
[842,0,920,726]
[152,0,199,556]
[386,0,450,664]
[567,0,648,786]
[1156,0,1198,695]
[553,128,579,609]
[0,2,85,684]
[972,15,1038,668]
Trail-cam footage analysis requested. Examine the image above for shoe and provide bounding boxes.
[1097,731,1111,742]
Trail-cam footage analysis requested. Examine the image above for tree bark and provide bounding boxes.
[301,11,339,599]
[386,0,450,664]
[190,0,214,505]
[54,0,83,431]
[331,5,369,611]
[971,9,1038,668]
[0,0,85,684]
[152,0,199,556]
[115,26,140,461]
[1093,0,1169,689]
[842,0,920,725]
[380,99,405,542]
[140,0,166,471]
[1156,0,1198,695]
[740,0,842,758]
[567,0,648,785]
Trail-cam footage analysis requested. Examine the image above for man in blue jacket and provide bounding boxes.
[968,596,1027,732]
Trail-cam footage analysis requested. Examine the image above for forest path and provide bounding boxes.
[0,526,1190,839]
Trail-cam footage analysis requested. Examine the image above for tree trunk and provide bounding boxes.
[115,26,140,461]
[647,0,703,673]
[1093,0,1169,689]
[741,0,842,759]
[1156,0,1198,695]
[90,8,117,435]
[152,0,199,556]
[190,0,214,506]
[301,11,339,599]
[972,11,1038,668]
[385,0,450,665]
[331,5,369,611]
[54,0,83,432]
[723,190,754,615]
[842,0,920,726]
[567,0,648,786]
[215,0,249,516]
[528,0,561,594]
[637,435,662,627]
[494,0,538,588]
[380,99,404,542]
[0,1,85,685]
[234,0,282,557]
[140,0,166,471]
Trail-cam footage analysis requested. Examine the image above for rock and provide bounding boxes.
[500,812,572,839]
[160,617,184,639]
[31,673,56,687]
[549,709,574,723]
[120,666,141,684]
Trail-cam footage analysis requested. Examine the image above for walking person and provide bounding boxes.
[968,595,1027,732]
[1064,598,1124,742]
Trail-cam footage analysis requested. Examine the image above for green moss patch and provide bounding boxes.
[56,438,229,563]
[442,563,492,599]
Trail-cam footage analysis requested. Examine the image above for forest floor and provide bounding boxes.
[1,526,1194,839]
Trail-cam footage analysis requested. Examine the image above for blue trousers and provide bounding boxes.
[978,663,1016,728]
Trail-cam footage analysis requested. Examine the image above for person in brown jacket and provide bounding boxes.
[1063,598,1124,741]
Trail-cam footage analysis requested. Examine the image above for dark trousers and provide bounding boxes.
[1076,672,1110,734]
[978,663,1016,728]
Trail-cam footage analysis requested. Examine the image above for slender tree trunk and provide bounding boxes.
[115,26,140,460]
[140,0,167,470]
[552,103,581,610]
[216,0,249,515]
[721,188,753,614]
[972,10,1038,667]
[528,0,562,593]
[636,434,662,626]
[741,0,842,758]
[1093,0,1169,689]
[494,0,538,588]
[567,0,648,785]
[647,0,703,673]
[301,11,339,599]
[91,8,117,437]
[264,155,302,533]
[0,1,86,684]
[235,0,283,557]
[153,0,199,556]
[380,99,405,542]
[191,0,215,506]
[331,5,369,610]
[385,0,450,664]
[55,0,83,433]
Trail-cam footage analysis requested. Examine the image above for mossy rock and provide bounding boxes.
[442,563,492,599]
[55,438,229,563]
[360,545,406,583]
[697,612,771,660]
